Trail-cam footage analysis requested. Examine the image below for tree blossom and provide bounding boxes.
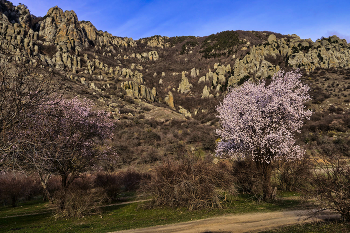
[216,70,312,162]
[11,96,116,206]
[216,70,312,200]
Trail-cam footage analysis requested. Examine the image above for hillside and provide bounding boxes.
[0,0,349,165]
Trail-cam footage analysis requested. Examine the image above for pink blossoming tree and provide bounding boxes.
[216,70,312,200]
[12,96,115,209]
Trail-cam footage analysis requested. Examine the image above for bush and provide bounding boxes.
[138,146,162,164]
[141,156,234,210]
[276,158,312,192]
[231,158,264,199]
[53,175,106,218]
[47,176,61,197]
[95,169,147,202]
[53,187,106,219]
[0,172,41,207]
[308,160,350,221]
[94,173,121,201]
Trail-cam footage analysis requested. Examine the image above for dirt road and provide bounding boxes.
[112,209,339,233]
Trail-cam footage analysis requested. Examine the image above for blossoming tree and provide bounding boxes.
[0,63,53,170]
[12,96,115,208]
[216,70,312,200]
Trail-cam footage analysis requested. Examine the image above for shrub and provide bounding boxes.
[138,146,162,164]
[0,172,41,207]
[308,160,350,221]
[53,175,106,218]
[118,169,148,192]
[200,31,241,58]
[94,173,121,201]
[231,158,264,199]
[141,156,234,210]
[38,43,57,57]
[165,142,188,160]
[276,157,312,192]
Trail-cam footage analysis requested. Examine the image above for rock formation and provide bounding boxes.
[1,0,350,120]
[178,72,192,94]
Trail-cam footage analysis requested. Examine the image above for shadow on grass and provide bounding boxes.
[0,212,52,232]
[0,194,309,233]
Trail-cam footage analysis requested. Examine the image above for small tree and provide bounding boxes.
[12,96,115,209]
[216,70,312,200]
[0,62,53,170]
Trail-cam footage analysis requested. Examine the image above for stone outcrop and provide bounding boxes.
[139,35,170,48]
[148,51,159,61]
[268,34,276,43]
[164,91,175,109]
[178,106,191,118]
[121,81,156,102]
[1,0,350,115]
[227,43,281,86]
[288,36,350,73]
[178,71,192,94]
[201,85,213,98]
[34,6,136,53]
[227,34,350,86]
[190,68,199,77]
[38,6,87,50]
[80,21,136,48]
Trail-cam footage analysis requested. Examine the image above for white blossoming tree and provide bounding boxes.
[216,70,312,200]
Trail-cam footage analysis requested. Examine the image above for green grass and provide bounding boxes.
[0,194,307,233]
[260,221,350,233]
[0,199,52,218]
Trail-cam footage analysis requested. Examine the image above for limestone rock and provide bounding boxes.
[80,20,97,42]
[198,76,206,83]
[139,35,170,48]
[149,51,159,61]
[190,68,198,77]
[38,6,87,50]
[268,34,276,43]
[178,106,191,118]
[15,4,31,29]
[177,72,192,94]
[121,81,155,102]
[164,91,175,109]
[201,85,210,98]
[33,45,38,55]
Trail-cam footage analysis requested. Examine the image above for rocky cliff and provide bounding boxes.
[1,0,350,120]
[1,0,350,163]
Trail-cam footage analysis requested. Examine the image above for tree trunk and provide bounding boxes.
[60,174,68,211]
[11,195,18,207]
[262,162,273,201]
[256,159,273,201]
[38,173,52,202]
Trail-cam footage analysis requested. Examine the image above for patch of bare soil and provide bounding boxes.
[112,209,339,233]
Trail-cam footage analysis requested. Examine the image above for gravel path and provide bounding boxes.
[112,209,339,233]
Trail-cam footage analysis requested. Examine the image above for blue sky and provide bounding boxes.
[13,0,350,42]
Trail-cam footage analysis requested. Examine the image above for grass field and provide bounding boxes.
[261,220,350,233]
[0,193,306,233]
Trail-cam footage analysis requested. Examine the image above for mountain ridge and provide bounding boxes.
[1,0,349,164]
